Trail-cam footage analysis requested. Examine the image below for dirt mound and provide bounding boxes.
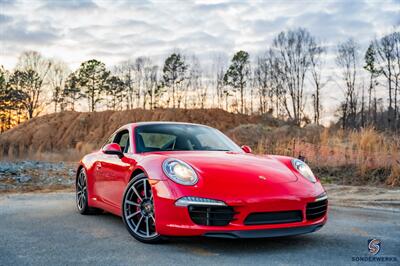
[0,108,262,160]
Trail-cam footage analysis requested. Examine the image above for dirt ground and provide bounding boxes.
[323,184,400,212]
[0,161,76,193]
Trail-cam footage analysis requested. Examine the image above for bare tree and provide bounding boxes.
[265,49,286,118]
[143,64,159,110]
[336,38,359,129]
[48,60,70,112]
[115,60,135,109]
[187,55,206,108]
[132,57,152,109]
[16,51,52,80]
[394,32,400,129]
[211,54,227,109]
[374,32,400,129]
[272,28,314,125]
[309,39,326,124]
[254,54,272,114]
[14,51,52,118]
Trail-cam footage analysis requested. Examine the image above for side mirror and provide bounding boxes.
[102,143,124,158]
[241,145,252,153]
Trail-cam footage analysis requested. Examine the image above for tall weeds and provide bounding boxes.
[253,127,400,186]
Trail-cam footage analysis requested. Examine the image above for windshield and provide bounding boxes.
[135,124,242,153]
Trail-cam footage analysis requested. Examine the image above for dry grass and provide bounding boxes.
[0,109,261,161]
[1,109,398,187]
[252,126,400,186]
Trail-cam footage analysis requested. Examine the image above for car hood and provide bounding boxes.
[156,151,298,184]
[145,151,325,203]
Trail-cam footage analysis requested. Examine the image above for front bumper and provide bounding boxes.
[151,180,328,237]
[204,223,325,239]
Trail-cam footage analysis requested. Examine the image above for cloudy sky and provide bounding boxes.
[0,0,399,121]
[1,0,399,69]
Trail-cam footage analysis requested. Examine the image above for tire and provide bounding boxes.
[122,173,163,243]
[76,168,102,215]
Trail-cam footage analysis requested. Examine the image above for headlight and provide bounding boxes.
[162,158,198,185]
[291,159,317,183]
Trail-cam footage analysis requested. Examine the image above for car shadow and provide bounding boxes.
[168,235,326,255]
[93,211,329,255]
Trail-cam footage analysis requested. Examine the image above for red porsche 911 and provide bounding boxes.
[76,122,328,243]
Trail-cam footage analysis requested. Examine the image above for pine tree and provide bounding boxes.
[162,53,187,108]
[77,60,110,112]
[224,50,250,114]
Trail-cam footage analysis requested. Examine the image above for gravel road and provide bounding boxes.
[0,192,399,266]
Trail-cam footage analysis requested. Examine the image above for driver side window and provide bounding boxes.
[113,130,130,153]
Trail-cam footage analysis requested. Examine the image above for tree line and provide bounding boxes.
[1,28,399,132]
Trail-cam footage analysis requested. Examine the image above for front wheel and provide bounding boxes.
[76,168,102,215]
[122,173,163,243]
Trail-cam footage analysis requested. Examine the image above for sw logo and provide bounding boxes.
[368,239,382,256]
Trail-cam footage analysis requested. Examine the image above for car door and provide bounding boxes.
[92,134,114,199]
[100,129,135,210]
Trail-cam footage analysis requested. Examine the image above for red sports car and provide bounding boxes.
[76,122,328,243]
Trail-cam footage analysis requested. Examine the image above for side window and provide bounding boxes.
[114,130,130,153]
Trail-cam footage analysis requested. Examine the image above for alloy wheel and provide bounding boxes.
[123,177,159,240]
[76,170,87,211]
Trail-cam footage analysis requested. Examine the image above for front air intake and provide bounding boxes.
[188,206,235,226]
[244,210,303,225]
[306,199,328,220]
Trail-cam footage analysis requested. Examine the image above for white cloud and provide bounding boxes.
[1,0,398,69]
[0,0,399,121]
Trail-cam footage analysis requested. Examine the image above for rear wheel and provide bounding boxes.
[76,168,102,215]
[122,173,163,243]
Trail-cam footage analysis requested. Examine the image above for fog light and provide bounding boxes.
[315,192,328,202]
[175,196,227,207]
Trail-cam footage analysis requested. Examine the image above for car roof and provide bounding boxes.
[112,121,214,136]
[128,121,212,128]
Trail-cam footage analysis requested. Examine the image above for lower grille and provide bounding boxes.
[244,210,303,225]
[306,199,328,220]
[188,206,235,226]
